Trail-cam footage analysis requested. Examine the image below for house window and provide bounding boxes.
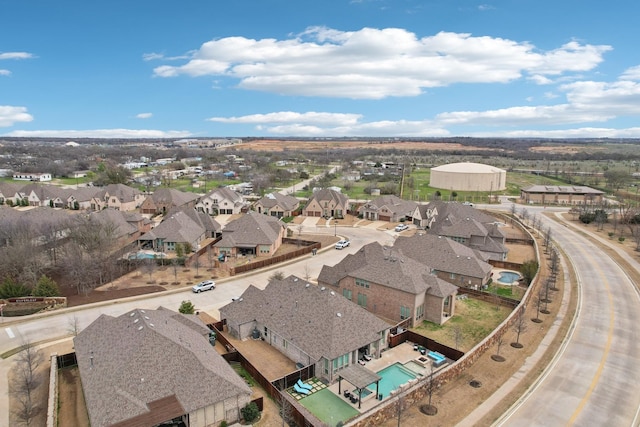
[450,272,457,280]
[416,305,424,320]
[324,358,329,375]
[357,293,367,308]
[332,352,350,373]
[283,339,288,349]
[212,198,218,204]
[343,289,352,300]
[355,278,369,289]
[400,306,411,320]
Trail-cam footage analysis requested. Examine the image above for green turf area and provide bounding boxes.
[299,388,359,426]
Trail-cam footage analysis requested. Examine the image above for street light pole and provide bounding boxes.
[334,220,338,236]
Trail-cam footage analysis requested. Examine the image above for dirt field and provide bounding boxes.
[235,139,496,153]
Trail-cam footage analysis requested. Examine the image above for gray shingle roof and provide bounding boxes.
[220,276,391,362]
[308,188,348,207]
[522,185,604,194]
[358,195,417,217]
[146,188,200,207]
[394,234,493,280]
[215,211,283,247]
[318,242,457,297]
[255,192,299,211]
[140,209,210,244]
[74,307,251,427]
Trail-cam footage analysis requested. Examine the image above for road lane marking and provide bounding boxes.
[5,327,15,339]
[567,240,615,425]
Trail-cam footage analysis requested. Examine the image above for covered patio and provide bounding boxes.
[337,364,382,409]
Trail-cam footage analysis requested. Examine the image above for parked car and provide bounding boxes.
[395,224,409,232]
[192,280,216,293]
[463,201,475,207]
[335,239,350,249]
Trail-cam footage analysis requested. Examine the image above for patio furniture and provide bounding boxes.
[363,354,372,361]
[358,359,366,366]
[350,395,359,404]
[293,384,310,395]
[413,344,419,351]
[296,379,313,391]
[343,390,351,398]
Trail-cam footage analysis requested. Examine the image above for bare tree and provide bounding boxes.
[192,252,201,278]
[12,340,43,426]
[143,257,156,283]
[449,325,464,350]
[67,316,81,336]
[303,263,311,282]
[420,363,438,416]
[491,334,506,362]
[532,289,544,323]
[511,308,528,348]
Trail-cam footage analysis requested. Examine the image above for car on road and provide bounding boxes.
[395,223,409,232]
[335,239,350,249]
[192,280,216,293]
[463,201,475,207]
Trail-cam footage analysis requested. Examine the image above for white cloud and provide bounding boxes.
[4,129,191,138]
[151,27,610,99]
[0,52,34,60]
[0,69,10,76]
[207,111,362,126]
[471,127,640,138]
[0,106,33,127]
[136,112,153,119]
[207,110,448,136]
[619,65,640,81]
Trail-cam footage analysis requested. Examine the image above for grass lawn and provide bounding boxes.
[412,297,511,352]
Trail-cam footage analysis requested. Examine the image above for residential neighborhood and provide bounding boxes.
[1,141,633,427]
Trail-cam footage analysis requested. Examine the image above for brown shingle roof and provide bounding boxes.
[216,211,283,247]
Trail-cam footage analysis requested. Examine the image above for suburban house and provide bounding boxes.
[219,275,392,383]
[139,188,200,215]
[412,201,508,261]
[520,185,604,205]
[393,234,493,289]
[65,187,101,210]
[19,183,70,208]
[253,192,300,218]
[91,184,145,211]
[358,195,417,222]
[12,172,52,182]
[317,242,458,327]
[213,211,285,258]
[302,188,349,218]
[74,307,252,427]
[197,187,246,215]
[0,205,72,247]
[90,209,152,246]
[137,208,220,253]
[0,182,23,205]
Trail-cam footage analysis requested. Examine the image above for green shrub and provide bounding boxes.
[241,402,260,423]
[219,421,228,427]
[0,279,30,299]
[33,275,60,297]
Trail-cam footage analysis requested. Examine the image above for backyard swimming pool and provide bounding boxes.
[497,270,521,284]
[369,363,418,398]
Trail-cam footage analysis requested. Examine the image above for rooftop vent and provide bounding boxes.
[337,312,342,317]
[330,291,335,296]
[134,318,139,323]
[137,326,144,331]
[129,312,135,317]
[305,283,310,288]
[320,287,326,291]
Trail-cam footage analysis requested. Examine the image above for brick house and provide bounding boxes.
[91,184,145,211]
[412,201,508,261]
[253,192,300,218]
[213,211,285,258]
[139,188,200,215]
[302,188,349,218]
[358,194,417,222]
[197,187,246,215]
[318,242,458,326]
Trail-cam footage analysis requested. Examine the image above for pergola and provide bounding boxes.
[337,365,382,409]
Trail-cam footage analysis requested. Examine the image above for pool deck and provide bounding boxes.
[326,342,448,414]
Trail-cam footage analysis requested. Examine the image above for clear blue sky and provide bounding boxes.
[2,0,639,139]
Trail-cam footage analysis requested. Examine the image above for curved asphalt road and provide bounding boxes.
[497,212,640,426]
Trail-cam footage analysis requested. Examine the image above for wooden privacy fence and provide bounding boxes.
[228,239,321,276]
